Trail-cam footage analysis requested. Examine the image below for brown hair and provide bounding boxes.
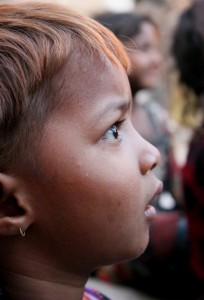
[0,1,129,175]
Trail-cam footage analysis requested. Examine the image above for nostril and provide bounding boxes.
[141,158,158,175]
[151,162,157,170]
[140,141,161,175]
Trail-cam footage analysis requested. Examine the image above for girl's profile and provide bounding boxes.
[0,2,162,299]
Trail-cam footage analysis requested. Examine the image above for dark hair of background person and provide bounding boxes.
[93,12,158,44]
[170,1,204,299]
[172,0,204,103]
[93,12,160,97]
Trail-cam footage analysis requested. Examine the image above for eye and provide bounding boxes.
[138,42,151,52]
[102,120,125,141]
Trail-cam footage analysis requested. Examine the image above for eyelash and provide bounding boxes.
[102,119,125,141]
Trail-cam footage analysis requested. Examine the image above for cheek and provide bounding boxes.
[131,58,143,74]
[54,155,138,216]
[70,161,144,230]
[38,153,149,265]
[138,57,152,74]
[70,172,147,256]
[130,53,147,71]
[130,57,150,88]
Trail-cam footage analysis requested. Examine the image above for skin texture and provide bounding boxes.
[0,55,162,300]
[127,22,162,93]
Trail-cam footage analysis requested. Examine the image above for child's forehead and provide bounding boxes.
[67,47,111,74]
[58,50,119,94]
[54,50,129,111]
[44,62,131,142]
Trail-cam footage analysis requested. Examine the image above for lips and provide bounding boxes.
[144,181,163,223]
[151,181,163,201]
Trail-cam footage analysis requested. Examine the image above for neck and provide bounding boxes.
[3,271,86,300]
[1,256,88,300]
[0,237,92,300]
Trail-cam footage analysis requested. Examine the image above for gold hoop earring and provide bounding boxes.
[19,227,26,237]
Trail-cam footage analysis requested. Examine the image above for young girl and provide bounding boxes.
[0,2,162,299]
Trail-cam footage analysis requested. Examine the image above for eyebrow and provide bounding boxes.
[96,97,131,122]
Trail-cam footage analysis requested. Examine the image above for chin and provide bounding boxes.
[119,236,150,263]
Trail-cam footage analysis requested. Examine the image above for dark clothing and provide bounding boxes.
[182,126,204,280]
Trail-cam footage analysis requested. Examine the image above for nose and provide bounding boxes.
[139,138,161,175]
[150,48,162,67]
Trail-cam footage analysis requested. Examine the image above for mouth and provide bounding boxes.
[144,181,163,223]
[151,181,163,201]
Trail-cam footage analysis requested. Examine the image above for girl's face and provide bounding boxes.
[28,56,162,274]
[127,22,162,92]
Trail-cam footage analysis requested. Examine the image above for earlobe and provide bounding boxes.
[0,173,34,237]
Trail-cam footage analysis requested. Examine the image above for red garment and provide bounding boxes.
[182,127,204,280]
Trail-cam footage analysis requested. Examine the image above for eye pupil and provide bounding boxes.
[111,126,118,139]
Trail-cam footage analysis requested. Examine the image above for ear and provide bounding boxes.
[0,173,34,237]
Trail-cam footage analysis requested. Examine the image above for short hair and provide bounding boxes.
[172,0,204,97]
[0,1,129,174]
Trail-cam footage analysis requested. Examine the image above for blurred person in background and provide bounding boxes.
[172,0,204,298]
[93,11,188,300]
